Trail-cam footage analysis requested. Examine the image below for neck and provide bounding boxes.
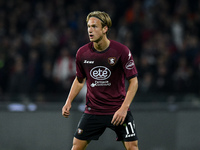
[93,37,110,52]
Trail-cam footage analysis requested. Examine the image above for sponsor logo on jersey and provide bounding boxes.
[91,83,96,87]
[91,81,111,87]
[90,66,111,80]
[108,57,116,66]
[84,60,94,64]
[125,60,134,70]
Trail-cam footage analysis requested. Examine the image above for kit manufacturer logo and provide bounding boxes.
[84,60,94,64]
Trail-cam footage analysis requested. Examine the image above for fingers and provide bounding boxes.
[63,110,70,118]
[111,114,125,126]
[62,107,70,118]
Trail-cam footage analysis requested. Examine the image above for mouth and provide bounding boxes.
[89,34,94,39]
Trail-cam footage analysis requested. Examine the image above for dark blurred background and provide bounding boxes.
[0,0,200,105]
[1,1,200,150]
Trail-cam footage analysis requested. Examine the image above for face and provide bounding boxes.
[87,17,107,42]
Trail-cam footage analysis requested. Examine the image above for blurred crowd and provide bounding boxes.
[0,0,200,103]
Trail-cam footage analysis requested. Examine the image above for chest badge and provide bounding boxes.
[108,57,116,66]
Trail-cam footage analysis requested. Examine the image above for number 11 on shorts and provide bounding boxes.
[125,122,136,138]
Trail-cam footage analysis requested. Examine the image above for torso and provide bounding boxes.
[76,40,137,115]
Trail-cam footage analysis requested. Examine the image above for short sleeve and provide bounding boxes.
[120,47,138,79]
[76,49,86,79]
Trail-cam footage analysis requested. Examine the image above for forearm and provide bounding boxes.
[111,77,138,125]
[121,77,138,110]
[65,77,85,105]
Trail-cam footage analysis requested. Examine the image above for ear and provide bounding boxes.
[103,26,108,34]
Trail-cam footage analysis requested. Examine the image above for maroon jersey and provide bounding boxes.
[76,40,138,115]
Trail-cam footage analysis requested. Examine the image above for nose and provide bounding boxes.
[88,27,92,33]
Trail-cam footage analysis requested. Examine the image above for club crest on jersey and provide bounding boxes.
[108,57,116,66]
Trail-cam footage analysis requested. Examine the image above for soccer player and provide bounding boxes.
[62,11,139,150]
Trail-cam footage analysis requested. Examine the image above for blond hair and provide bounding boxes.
[86,11,112,33]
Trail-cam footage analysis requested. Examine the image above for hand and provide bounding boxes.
[62,103,71,118]
[111,108,127,126]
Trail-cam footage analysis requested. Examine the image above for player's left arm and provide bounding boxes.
[111,76,138,126]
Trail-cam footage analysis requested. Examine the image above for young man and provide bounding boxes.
[62,11,139,150]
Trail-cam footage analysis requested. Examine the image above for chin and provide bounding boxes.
[89,39,96,42]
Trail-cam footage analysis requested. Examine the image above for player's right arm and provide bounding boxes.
[62,76,85,118]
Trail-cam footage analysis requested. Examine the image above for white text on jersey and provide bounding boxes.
[84,60,94,64]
